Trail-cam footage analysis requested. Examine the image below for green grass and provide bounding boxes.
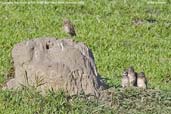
[112,88,171,114]
[0,0,171,113]
[0,88,114,114]
[0,87,171,114]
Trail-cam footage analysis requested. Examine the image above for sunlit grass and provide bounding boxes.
[0,0,171,113]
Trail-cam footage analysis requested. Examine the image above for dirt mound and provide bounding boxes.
[3,38,106,97]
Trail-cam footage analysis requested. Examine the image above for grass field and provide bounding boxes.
[0,0,171,113]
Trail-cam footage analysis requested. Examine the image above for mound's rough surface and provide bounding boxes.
[4,38,106,97]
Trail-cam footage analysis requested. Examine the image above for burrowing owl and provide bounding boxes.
[127,67,137,86]
[63,19,76,37]
[137,72,147,89]
[121,69,129,88]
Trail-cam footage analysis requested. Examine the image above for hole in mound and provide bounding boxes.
[46,44,49,49]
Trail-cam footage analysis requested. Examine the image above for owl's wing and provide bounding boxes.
[69,23,76,36]
[145,77,148,88]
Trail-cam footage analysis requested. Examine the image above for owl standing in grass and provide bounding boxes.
[63,19,76,37]
[137,72,147,89]
[127,67,137,87]
[121,69,129,88]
